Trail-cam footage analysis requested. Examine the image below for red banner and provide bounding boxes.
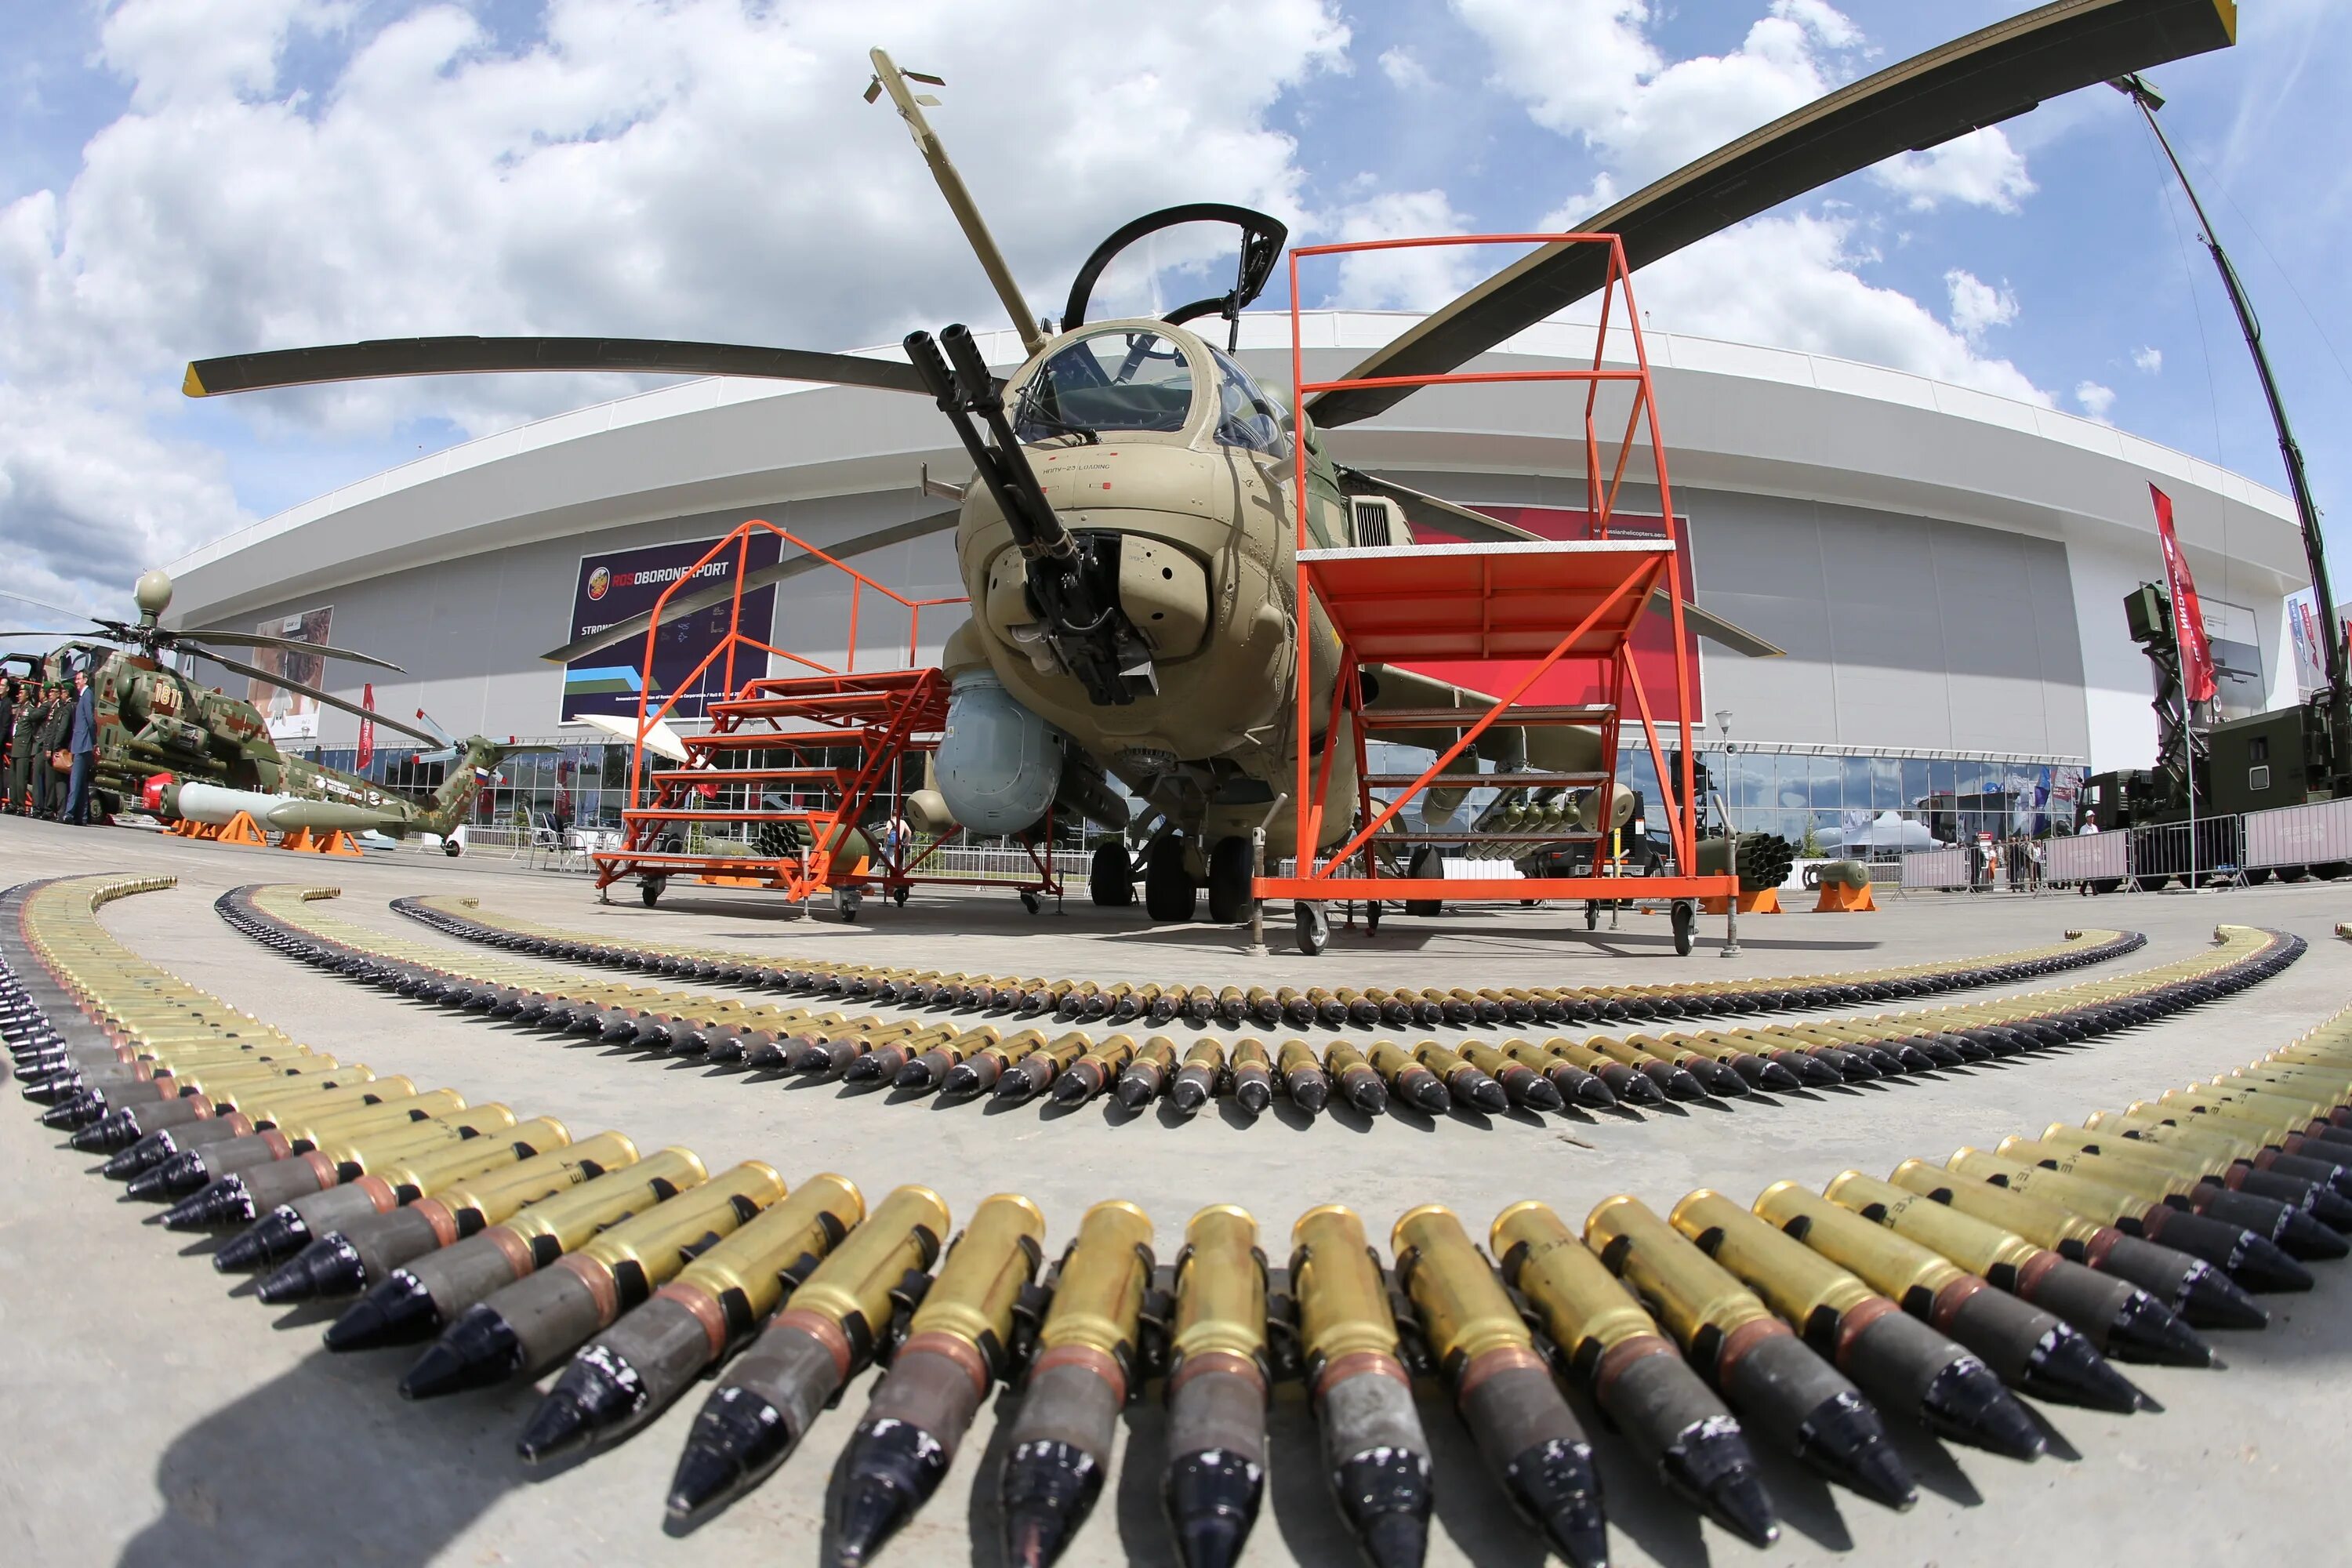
[2151,485,2216,705]
[357,683,376,771]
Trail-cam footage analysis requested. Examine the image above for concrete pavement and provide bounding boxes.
[4,812,2347,1568]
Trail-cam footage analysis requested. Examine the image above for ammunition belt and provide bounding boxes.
[5,872,2349,1566]
[219,883,2296,1120]
[395,891,2145,1025]
[13,879,2352,1561]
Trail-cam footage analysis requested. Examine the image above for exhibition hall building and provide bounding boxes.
[163,310,2309,848]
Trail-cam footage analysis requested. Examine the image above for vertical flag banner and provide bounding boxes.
[357,684,376,771]
[2150,485,2216,704]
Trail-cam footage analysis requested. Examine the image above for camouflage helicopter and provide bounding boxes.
[0,569,527,848]
[177,6,2234,924]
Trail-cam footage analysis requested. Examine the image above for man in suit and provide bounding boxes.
[64,667,98,826]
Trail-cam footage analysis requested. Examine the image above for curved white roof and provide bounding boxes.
[168,309,2303,628]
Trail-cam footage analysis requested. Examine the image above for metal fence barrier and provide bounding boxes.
[1901,794,2352,894]
[2043,832,2127,884]
[2244,796,2352,871]
[1897,848,1969,890]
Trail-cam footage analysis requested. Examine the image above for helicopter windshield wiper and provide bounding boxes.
[1011,386,1099,445]
[1011,380,1101,446]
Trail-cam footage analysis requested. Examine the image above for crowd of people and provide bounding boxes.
[1,667,100,825]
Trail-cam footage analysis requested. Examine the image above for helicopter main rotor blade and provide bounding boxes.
[184,336,928,398]
[0,589,100,624]
[0,630,87,638]
[175,630,405,671]
[540,508,963,664]
[1305,0,2238,428]
[185,647,445,746]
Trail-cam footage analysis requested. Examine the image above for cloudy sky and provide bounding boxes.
[2,0,2346,633]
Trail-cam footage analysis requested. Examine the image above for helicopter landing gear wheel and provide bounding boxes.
[1207,836,1254,924]
[1295,901,1330,956]
[1405,846,1443,917]
[1671,899,1695,956]
[640,877,666,909]
[1090,841,1135,907]
[1584,900,1600,931]
[1144,834,1198,923]
[1020,890,1041,915]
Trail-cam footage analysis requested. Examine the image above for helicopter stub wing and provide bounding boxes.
[539,507,962,665]
[184,336,930,399]
[1341,467,1781,657]
[1305,0,2238,429]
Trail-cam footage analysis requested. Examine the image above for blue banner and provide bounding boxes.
[561,532,782,724]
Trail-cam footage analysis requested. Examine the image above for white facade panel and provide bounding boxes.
[163,310,2304,775]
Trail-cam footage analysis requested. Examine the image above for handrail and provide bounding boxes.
[622,518,966,826]
[1283,232,1698,885]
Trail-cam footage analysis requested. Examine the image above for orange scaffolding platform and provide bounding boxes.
[591,520,1062,913]
[1258,231,1737,953]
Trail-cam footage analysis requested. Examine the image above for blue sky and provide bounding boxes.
[2,0,2345,631]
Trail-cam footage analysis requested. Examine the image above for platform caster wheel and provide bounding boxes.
[1671,899,1695,956]
[1405,845,1443,917]
[1295,902,1330,956]
[640,877,666,909]
[1207,836,1254,924]
[1145,834,1199,923]
[1089,841,1136,907]
[1363,900,1381,936]
[835,888,862,923]
[1584,900,1599,931]
[893,884,910,906]
[1020,890,1041,915]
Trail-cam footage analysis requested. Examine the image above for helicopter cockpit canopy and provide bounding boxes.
[1011,325,1287,459]
[1061,203,1287,345]
[1013,327,1194,442]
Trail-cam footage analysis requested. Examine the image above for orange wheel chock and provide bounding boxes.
[1813,880,1878,913]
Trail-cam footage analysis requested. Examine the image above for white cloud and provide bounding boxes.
[2,0,1352,609]
[1873,126,2036,213]
[2075,380,2116,419]
[1622,213,2047,405]
[1454,0,1864,191]
[1377,45,1432,90]
[1944,269,2019,343]
[2134,345,2164,375]
[1328,188,1481,310]
[1460,0,2053,410]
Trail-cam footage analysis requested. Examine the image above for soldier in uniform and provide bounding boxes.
[0,678,16,813]
[5,681,35,813]
[34,679,71,819]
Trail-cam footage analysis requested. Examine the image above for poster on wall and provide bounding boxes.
[245,605,334,741]
[561,533,783,726]
[1403,505,1703,715]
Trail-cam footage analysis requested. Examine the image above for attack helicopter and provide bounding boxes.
[0,569,529,846]
[177,3,2236,916]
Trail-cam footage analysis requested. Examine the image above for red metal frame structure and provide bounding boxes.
[1258,232,1735,931]
[591,518,1065,907]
